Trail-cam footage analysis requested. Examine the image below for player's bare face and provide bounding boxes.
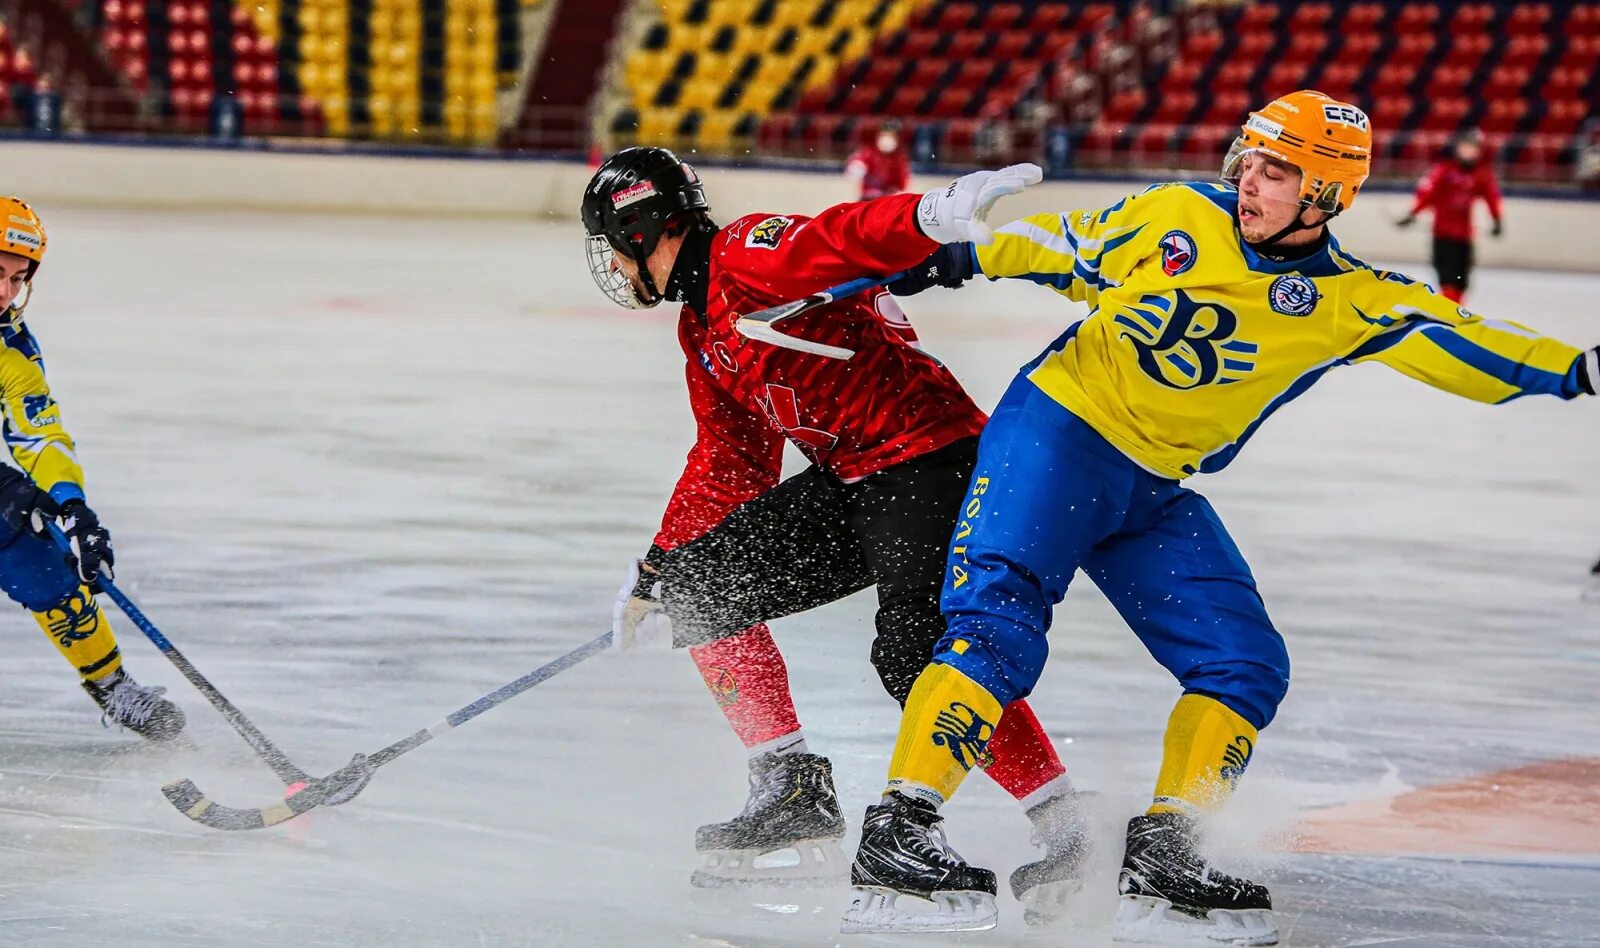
[611,233,685,305]
[1234,153,1310,242]
[0,253,28,311]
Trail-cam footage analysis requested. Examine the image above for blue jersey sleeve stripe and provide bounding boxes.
[1344,319,1438,361]
[1417,325,1568,398]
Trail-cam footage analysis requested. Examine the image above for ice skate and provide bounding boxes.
[1583,560,1600,602]
[1113,812,1276,946]
[840,791,998,934]
[82,669,186,742]
[1010,789,1097,926]
[690,751,846,888]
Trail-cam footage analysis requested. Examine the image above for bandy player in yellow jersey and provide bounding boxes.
[0,198,183,740]
[840,91,1599,942]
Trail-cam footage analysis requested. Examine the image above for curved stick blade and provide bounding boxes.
[162,755,373,831]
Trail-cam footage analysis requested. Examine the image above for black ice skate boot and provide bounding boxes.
[1010,789,1097,926]
[82,669,185,742]
[840,791,998,934]
[1113,812,1277,946]
[690,751,847,888]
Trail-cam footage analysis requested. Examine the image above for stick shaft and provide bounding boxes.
[368,630,612,768]
[46,525,309,784]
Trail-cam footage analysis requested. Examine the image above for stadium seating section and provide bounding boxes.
[2,0,1597,184]
[12,0,530,142]
[0,17,38,125]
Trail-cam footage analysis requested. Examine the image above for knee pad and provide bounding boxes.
[1182,659,1290,731]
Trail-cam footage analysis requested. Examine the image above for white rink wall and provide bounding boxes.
[4,138,1597,272]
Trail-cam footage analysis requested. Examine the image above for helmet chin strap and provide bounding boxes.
[1250,202,1333,248]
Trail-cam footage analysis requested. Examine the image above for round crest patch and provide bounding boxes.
[1269,274,1319,316]
[1158,230,1197,277]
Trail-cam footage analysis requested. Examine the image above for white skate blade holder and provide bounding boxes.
[1114,894,1278,946]
[840,886,999,934]
[691,838,846,889]
[1018,877,1085,927]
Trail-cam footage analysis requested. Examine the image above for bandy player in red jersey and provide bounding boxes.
[580,147,1090,912]
[1397,128,1503,303]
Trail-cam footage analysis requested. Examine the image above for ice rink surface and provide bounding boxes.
[0,205,1596,947]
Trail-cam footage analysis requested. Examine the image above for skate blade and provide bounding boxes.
[690,838,846,889]
[840,886,998,934]
[1018,877,1085,927]
[1113,894,1278,946]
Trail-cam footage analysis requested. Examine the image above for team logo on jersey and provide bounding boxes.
[711,341,739,373]
[746,216,793,249]
[1116,289,1259,389]
[21,393,56,426]
[1269,274,1319,316]
[697,349,719,379]
[931,701,996,772]
[1158,230,1197,277]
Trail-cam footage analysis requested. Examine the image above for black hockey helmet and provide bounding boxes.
[581,146,710,308]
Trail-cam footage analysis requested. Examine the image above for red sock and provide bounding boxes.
[982,698,1068,802]
[1442,285,1464,303]
[688,623,802,748]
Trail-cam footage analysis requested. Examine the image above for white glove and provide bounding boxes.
[915,163,1044,245]
[612,558,672,651]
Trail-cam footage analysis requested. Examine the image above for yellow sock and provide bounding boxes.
[885,661,1005,806]
[33,586,123,683]
[1148,693,1258,815]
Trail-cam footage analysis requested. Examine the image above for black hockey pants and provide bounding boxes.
[658,436,977,705]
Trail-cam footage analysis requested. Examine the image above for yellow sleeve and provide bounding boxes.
[1344,276,1592,404]
[0,334,86,503]
[973,185,1165,307]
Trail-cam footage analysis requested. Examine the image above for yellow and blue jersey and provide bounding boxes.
[0,311,85,503]
[975,182,1591,479]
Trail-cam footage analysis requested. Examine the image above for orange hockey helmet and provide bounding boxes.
[1222,90,1372,216]
[0,196,45,277]
[0,197,46,323]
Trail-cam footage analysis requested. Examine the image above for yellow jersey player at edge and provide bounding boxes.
[0,199,184,741]
[839,91,1599,943]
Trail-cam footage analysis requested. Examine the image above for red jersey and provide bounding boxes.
[653,193,987,550]
[846,146,911,201]
[1409,157,1503,241]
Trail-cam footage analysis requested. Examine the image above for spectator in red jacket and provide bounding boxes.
[1398,128,1504,303]
[845,122,912,201]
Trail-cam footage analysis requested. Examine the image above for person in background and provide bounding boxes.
[846,122,912,201]
[1397,128,1503,304]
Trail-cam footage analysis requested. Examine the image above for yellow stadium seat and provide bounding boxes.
[677,77,725,111]
[803,54,840,89]
[695,50,736,83]
[752,54,796,86]
[670,22,717,53]
[626,50,673,90]
[770,1,821,28]
[739,80,783,111]
[698,109,743,150]
[638,107,683,146]
[657,0,692,22]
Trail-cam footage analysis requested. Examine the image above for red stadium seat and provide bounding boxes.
[981,3,1024,32]
[840,86,879,115]
[885,86,926,116]
[928,86,972,118]
[944,31,985,61]
[898,30,940,60]
[935,3,978,33]
[991,31,1032,61]
[1024,4,1072,34]
[950,59,997,90]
